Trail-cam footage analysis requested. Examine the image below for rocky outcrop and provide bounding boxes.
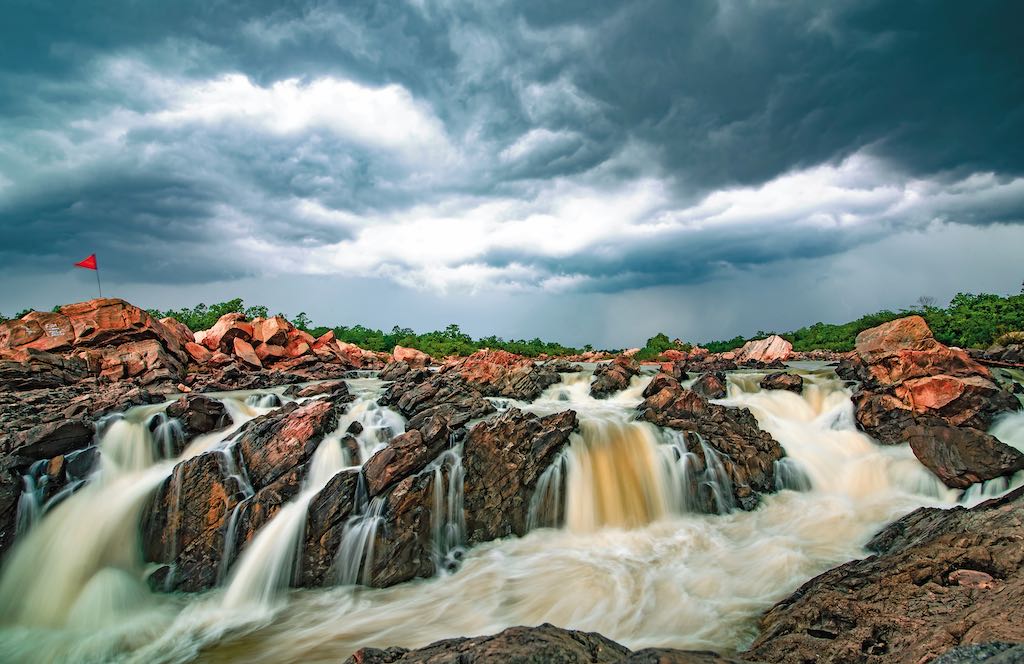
[843,317,1019,449]
[3,418,95,459]
[738,335,793,364]
[299,469,362,586]
[463,408,578,543]
[590,356,640,399]
[364,417,451,497]
[165,394,232,443]
[638,376,784,510]
[393,346,432,368]
[0,348,90,390]
[902,422,1024,488]
[343,623,757,664]
[140,450,247,591]
[381,368,495,430]
[746,487,1024,663]
[693,372,728,399]
[235,399,342,491]
[759,372,803,393]
[446,350,560,401]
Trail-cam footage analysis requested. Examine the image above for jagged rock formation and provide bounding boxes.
[746,488,1024,663]
[591,355,640,399]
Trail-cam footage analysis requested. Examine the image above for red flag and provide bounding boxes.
[74,254,98,270]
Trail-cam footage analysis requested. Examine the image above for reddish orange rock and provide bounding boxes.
[232,337,263,368]
[253,316,291,346]
[184,342,212,363]
[201,313,254,353]
[393,345,431,368]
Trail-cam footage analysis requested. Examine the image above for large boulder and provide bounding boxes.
[746,487,1024,663]
[693,372,728,399]
[462,408,578,543]
[0,348,90,391]
[140,450,248,591]
[847,317,1020,445]
[445,350,560,401]
[252,316,291,346]
[94,338,186,385]
[638,381,784,510]
[0,311,76,353]
[738,335,792,364]
[903,422,1024,488]
[590,355,640,399]
[235,399,340,491]
[299,469,362,586]
[393,345,431,368]
[158,317,194,347]
[759,372,803,393]
[165,394,233,443]
[200,313,254,353]
[3,418,95,459]
[363,416,451,497]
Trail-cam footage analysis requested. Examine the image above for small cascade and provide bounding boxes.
[774,458,813,492]
[216,446,256,583]
[246,393,283,409]
[15,460,48,535]
[658,430,736,514]
[222,433,347,609]
[428,444,466,573]
[341,398,405,465]
[334,487,386,587]
[527,452,568,530]
[160,463,186,591]
[148,412,184,460]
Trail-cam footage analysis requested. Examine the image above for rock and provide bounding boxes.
[463,408,578,543]
[200,313,254,353]
[759,372,803,393]
[638,385,784,510]
[165,395,232,442]
[252,316,291,346]
[590,356,640,399]
[737,335,792,363]
[298,469,362,586]
[96,338,185,385]
[0,311,76,353]
[140,450,247,591]
[5,418,95,459]
[225,466,305,572]
[445,350,558,401]
[343,623,756,664]
[933,643,1024,664]
[855,315,939,364]
[159,317,195,346]
[643,373,681,399]
[393,345,431,368]
[286,380,348,399]
[380,360,413,381]
[382,369,495,430]
[232,337,262,368]
[254,343,287,364]
[903,423,1024,488]
[746,487,1024,663]
[235,399,340,491]
[693,372,727,399]
[368,471,436,588]
[0,348,90,391]
[661,348,688,362]
[183,342,212,363]
[60,298,184,357]
[363,420,451,497]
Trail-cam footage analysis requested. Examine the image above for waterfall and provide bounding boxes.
[429,445,466,573]
[333,488,386,587]
[246,393,283,408]
[221,434,347,609]
[14,460,48,535]
[149,412,184,460]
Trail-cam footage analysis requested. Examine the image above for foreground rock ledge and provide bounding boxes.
[344,623,759,663]
[746,486,1024,663]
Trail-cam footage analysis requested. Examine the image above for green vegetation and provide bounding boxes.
[700,291,1024,352]
[146,300,582,358]
[634,333,691,361]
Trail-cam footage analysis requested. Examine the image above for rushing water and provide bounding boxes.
[0,368,1021,663]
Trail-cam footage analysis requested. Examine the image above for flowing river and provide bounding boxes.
[0,367,1021,663]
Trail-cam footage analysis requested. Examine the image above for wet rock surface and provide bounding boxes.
[638,376,784,510]
[902,422,1024,488]
[343,623,758,664]
[759,372,803,393]
[746,487,1024,663]
[165,394,232,443]
[845,316,1019,445]
[591,355,641,399]
[693,372,728,399]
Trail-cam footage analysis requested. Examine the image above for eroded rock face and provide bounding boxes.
[738,335,793,364]
[903,422,1024,488]
[381,369,496,430]
[638,379,783,510]
[444,350,561,401]
[364,418,451,497]
[590,356,640,399]
[165,395,232,444]
[299,469,361,586]
[463,408,578,543]
[140,450,247,591]
[746,487,1024,664]
[235,399,341,491]
[759,372,803,394]
[693,372,728,399]
[343,623,757,664]
[846,316,1019,445]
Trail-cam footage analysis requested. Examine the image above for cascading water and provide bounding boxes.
[2,366,1022,664]
[222,386,406,606]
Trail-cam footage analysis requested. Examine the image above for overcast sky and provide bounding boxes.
[1,0,1022,347]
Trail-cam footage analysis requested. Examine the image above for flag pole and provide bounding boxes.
[95,267,103,298]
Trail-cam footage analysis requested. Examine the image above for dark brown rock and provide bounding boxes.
[299,469,361,586]
[235,399,339,491]
[693,372,728,399]
[638,385,783,510]
[590,355,640,399]
[746,487,1024,664]
[140,450,247,591]
[759,372,803,393]
[903,423,1024,489]
[6,418,95,459]
[463,408,578,543]
[363,417,451,497]
[165,394,232,442]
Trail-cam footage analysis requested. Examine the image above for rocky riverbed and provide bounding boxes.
[0,299,1021,663]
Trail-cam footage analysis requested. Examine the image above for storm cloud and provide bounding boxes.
[1,0,1021,344]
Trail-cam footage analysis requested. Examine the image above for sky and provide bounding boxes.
[1,0,1022,347]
